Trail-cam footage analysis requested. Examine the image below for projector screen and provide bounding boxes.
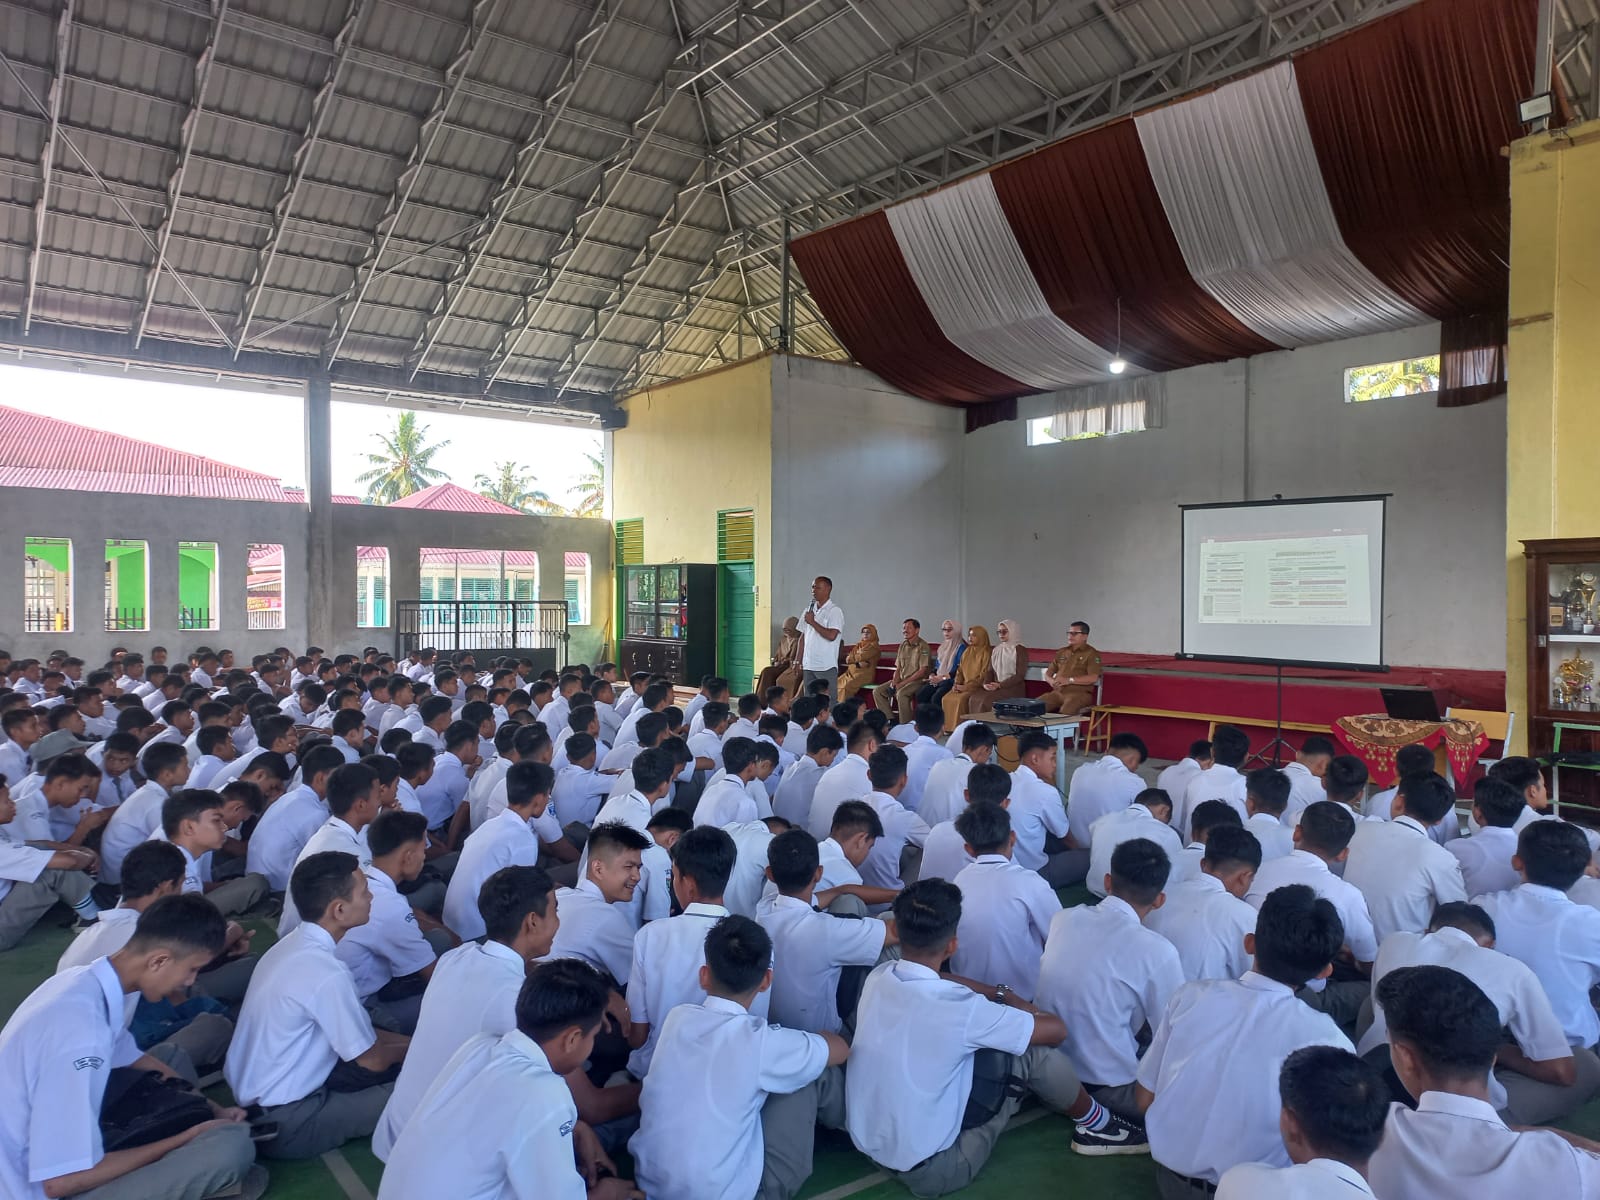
[1181,496,1387,669]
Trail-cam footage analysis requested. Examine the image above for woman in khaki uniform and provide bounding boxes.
[941,625,992,731]
[836,624,881,701]
[757,616,804,698]
[964,619,1027,716]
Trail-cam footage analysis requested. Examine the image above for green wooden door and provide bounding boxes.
[718,561,756,690]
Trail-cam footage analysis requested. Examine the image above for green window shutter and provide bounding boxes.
[717,510,755,562]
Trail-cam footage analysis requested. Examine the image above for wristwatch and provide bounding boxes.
[992,983,1012,1005]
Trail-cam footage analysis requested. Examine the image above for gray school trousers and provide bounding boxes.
[74,1124,256,1200]
[758,1064,847,1200]
[0,867,91,951]
[204,872,270,918]
[892,1045,1084,1198]
[258,1082,394,1160]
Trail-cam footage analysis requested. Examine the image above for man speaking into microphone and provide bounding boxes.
[800,575,844,705]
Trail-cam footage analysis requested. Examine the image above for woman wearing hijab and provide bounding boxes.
[941,625,992,731]
[757,616,804,698]
[836,624,881,702]
[964,619,1027,716]
[916,619,966,712]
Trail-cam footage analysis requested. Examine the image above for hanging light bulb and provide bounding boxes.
[1108,356,1128,375]
[1108,295,1127,374]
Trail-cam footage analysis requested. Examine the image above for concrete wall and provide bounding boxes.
[962,325,1508,670]
[769,355,966,646]
[0,490,613,664]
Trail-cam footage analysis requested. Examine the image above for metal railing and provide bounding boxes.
[24,606,71,632]
[247,609,286,630]
[178,606,215,630]
[106,607,147,632]
[395,599,569,661]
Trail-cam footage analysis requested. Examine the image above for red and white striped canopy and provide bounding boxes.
[791,0,1534,407]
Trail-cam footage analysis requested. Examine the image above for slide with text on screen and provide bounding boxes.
[1181,497,1386,669]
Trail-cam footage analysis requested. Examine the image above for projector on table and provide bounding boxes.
[993,698,1046,719]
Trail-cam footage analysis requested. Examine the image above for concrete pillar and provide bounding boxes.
[304,375,334,649]
[149,539,181,644]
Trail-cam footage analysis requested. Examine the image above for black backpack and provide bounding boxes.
[98,1068,214,1151]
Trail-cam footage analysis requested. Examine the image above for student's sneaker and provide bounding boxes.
[1071,1112,1150,1156]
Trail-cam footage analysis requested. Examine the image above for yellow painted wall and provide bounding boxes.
[1506,122,1600,751]
[611,355,775,660]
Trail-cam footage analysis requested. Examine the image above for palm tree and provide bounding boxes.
[357,412,450,503]
[475,461,567,515]
[569,451,604,517]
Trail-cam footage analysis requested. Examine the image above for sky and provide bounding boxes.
[0,362,602,504]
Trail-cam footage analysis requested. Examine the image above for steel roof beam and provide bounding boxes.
[22,0,73,336]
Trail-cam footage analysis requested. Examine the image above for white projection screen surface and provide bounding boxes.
[1181,496,1387,669]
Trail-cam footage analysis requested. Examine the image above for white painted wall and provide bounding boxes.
[768,356,966,646]
[961,326,1508,670]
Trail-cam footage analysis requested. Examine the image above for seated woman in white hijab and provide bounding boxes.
[913,620,965,714]
[962,620,1027,717]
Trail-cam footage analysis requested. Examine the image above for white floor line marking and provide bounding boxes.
[321,1148,375,1200]
[805,1107,1056,1200]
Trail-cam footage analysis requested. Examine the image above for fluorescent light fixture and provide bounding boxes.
[1519,93,1553,123]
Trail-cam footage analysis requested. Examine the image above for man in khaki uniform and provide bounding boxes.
[872,619,932,722]
[1042,621,1102,714]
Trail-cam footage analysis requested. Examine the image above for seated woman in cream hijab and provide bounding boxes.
[940,625,991,731]
[757,615,803,699]
[836,623,881,702]
[963,619,1028,716]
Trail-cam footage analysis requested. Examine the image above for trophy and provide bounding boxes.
[1557,650,1595,710]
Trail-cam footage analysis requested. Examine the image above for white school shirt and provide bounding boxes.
[188,753,230,791]
[0,957,144,1200]
[56,906,140,973]
[443,808,541,941]
[697,773,759,827]
[1368,1091,1600,1198]
[757,734,796,799]
[806,753,871,838]
[1280,761,1326,820]
[846,959,1035,1171]
[225,922,378,1108]
[581,789,673,928]
[594,700,622,745]
[0,738,31,786]
[379,703,415,737]
[539,696,572,737]
[1039,894,1183,1086]
[544,879,636,985]
[0,819,53,906]
[246,785,328,892]
[1155,757,1203,802]
[1177,763,1248,840]
[1343,815,1467,943]
[686,729,726,772]
[756,893,887,1034]
[597,739,642,775]
[859,790,930,891]
[1474,883,1600,1048]
[1086,803,1186,899]
[772,756,825,827]
[681,692,709,728]
[550,765,611,828]
[278,816,372,935]
[951,854,1061,999]
[1145,871,1258,983]
[801,600,843,671]
[1357,927,1569,1112]
[759,835,865,907]
[94,767,135,810]
[373,939,527,1159]
[465,755,512,829]
[335,867,437,1000]
[613,701,654,748]
[918,819,976,883]
[209,744,266,790]
[722,716,761,744]
[97,780,169,885]
[626,901,771,1077]
[901,735,952,813]
[920,754,981,827]
[1244,811,1294,861]
[1137,973,1352,1184]
[1217,1158,1375,1200]
[1066,755,1146,849]
[415,750,469,828]
[1446,825,1521,898]
[1007,762,1070,872]
[378,1030,584,1200]
[82,711,117,739]
[1245,850,1379,963]
[632,998,827,1200]
[362,697,391,733]
[722,820,775,918]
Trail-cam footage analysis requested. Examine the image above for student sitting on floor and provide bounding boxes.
[1170,797,1246,881]
[1447,776,1526,897]
[847,879,1147,1197]
[1007,731,1076,887]
[0,770,99,949]
[950,801,1060,1000]
[855,745,931,893]
[1216,1045,1389,1200]
[1136,884,1354,1197]
[1368,964,1600,1195]
[1066,732,1149,856]
[246,744,344,894]
[1039,838,1183,1121]
[1474,819,1600,1052]
[0,893,261,1200]
[278,761,383,935]
[1243,768,1294,861]
[757,828,896,1036]
[335,810,446,1035]
[1358,900,1595,1127]
[1175,724,1250,840]
[1245,801,1377,1026]
[919,762,1011,884]
[225,851,410,1159]
[546,821,647,987]
[443,761,552,940]
[1146,825,1262,983]
[632,915,849,1200]
[379,959,637,1200]
[99,741,191,886]
[1087,785,1186,899]
[1343,771,1467,944]
[919,721,999,827]
[698,737,766,826]
[772,722,842,828]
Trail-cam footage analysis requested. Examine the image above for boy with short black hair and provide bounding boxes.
[772,721,842,828]
[856,744,931,891]
[546,821,647,985]
[1448,776,1526,896]
[1281,735,1336,821]
[100,740,191,884]
[0,771,99,949]
[950,801,1060,998]
[1147,824,1262,983]
[1244,767,1294,861]
[1176,724,1250,839]
[1088,785,1187,899]
[1136,884,1354,1193]
[336,810,440,1034]
[1344,771,1467,942]
[920,721,998,826]
[444,761,554,941]
[920,761,1011,885]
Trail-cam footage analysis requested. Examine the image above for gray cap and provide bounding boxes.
[30,729,93,769]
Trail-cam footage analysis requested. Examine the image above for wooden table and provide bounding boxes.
[969,711,1084,796]
[1085,705,1329,764]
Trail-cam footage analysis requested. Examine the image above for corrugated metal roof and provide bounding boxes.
[0,0,1587,406]
[389,480,520,513]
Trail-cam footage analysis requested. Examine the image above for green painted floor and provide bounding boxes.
[8,890,1600,1199]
